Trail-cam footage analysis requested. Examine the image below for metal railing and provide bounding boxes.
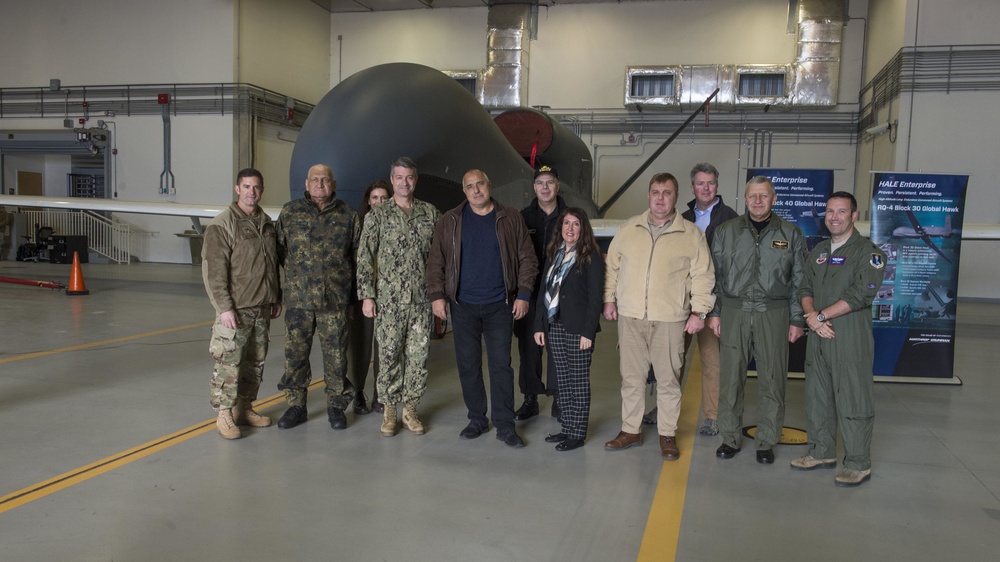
[19,209,148,264]
[0,82,315,128]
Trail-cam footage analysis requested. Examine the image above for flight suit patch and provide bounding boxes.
[870,253,885,269]
[830,256,846,265]
[816,252,828,264]
[771,240,789,249]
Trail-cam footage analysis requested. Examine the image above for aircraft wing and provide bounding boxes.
[0,195,283,224]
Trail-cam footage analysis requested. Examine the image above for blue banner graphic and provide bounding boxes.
[748,169,834,250]
[869,172,968,379]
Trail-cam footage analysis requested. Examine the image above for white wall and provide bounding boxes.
[238,0,331,104]
[0,0,235,85]
[332,8,487,84]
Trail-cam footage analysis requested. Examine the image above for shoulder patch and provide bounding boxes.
[816,252,828,265]
[870,253,884,269]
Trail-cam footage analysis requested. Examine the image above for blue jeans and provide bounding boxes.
[449,300,516,433]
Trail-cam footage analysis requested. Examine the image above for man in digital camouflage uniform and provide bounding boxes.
[274,164,360,431]
[357,157,440,437]
[202,168,282,440]
[792,191,885,487]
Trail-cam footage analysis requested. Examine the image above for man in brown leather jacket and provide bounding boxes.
[426,169,538,448]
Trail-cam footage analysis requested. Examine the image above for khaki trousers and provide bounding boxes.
[618,315,686,436]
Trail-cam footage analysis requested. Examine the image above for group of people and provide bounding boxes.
[201,158,884,487]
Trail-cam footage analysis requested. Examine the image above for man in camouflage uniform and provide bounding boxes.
[202,168,282,440]
[275,164,361,431]
[357,157,440,437]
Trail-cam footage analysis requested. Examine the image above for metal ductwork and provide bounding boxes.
[624,0,844,110]
[479,3,532,109]
[792,0,844,106]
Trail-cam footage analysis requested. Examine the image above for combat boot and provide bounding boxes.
[233,398,272,428]
[216,408,242,440]
[402,402,425,435]
[381,403,398,437]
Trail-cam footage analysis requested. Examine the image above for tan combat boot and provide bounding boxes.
[216,408,242,440]
[233,398,272,428]
[402,402,425,435]
[381,403,398,437]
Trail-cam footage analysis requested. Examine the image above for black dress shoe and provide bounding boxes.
[716,443,741,459]
[555,438,584,451]
[373,400,384,414]
[497,430,526,448]
[353,392,370,415]
[545,432,568,443]
[277,405,307,429]
[514,395,539,421]
[328,407,347,430]
[459,422,488,440]
[756,449,775,464]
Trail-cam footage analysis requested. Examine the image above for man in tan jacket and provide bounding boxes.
[202,168,282,440]
[602,172,716,460]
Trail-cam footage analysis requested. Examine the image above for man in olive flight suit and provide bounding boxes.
[708,176,805,465]
[792,191,886,487]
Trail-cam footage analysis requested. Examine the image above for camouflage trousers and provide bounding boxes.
[277,307,354,410]
[208,305,271,410]
[375,302,433,405]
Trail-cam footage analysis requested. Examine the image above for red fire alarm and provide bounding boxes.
[78,118,86,125]
[286,107,295,121]
[157,93,169,105]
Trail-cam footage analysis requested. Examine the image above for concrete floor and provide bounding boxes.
[1,260,999,561]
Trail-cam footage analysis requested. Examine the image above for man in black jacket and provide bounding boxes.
[514,165,567,422]
[644,163,737,436]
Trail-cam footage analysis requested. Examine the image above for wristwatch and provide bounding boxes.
[696,312,707,320]
[816,312,827,322]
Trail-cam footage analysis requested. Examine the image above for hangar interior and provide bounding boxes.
[2,1,1000,560]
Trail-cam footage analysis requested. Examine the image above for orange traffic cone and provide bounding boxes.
[66,251,90,296]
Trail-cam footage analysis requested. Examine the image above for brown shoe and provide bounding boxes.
[380,403,398,437]
[233,398,272,428]
[216,408,242,440]
[604,431,642,451]
[402,402,425,435]
[659,435,680,460]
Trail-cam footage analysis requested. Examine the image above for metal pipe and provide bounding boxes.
[159,102,175,195]
[597,88,719,216]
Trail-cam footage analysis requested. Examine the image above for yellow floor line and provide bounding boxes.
[637,356,704,562]
[0,320,214,365]
[0,380,322,515]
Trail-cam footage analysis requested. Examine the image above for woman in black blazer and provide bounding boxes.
[533,208,605,451]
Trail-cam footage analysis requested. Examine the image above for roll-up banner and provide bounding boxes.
[748,169,834,251]
[869,172,968,383]
[747,169,835,375]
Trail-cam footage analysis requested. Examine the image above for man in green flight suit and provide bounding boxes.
[792,191,886,487]
[708,176,806,465]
